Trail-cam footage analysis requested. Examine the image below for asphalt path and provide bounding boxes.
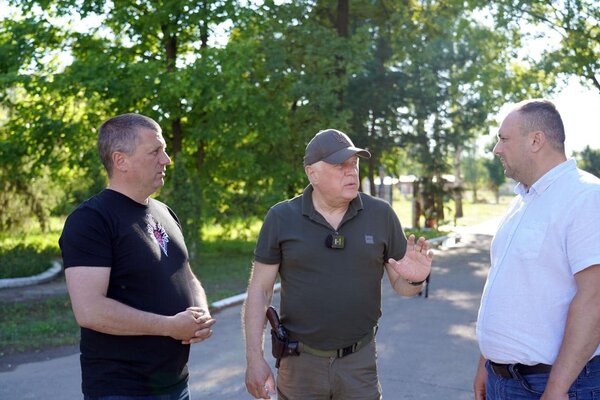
[0,222,496,400]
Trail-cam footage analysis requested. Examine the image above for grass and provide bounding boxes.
[0,189,510,357]
[445,188,513,228]
[390,187,511,230]
[193,238,256,303]
[0,296,79,355]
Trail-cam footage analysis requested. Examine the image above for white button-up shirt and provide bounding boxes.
[477,159,600,365]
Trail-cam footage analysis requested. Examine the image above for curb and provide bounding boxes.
[210,283,281,313]
[428,233,461,248]
[0,260,63,289]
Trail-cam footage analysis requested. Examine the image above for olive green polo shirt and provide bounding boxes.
[254,185,407,350]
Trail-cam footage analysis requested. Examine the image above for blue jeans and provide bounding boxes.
[486,358,600,399]
[83,385,189,400]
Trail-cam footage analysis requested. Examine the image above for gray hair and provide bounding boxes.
[97,113,161,177]
[515,99,565,152]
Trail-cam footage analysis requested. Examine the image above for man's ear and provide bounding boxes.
[305,164,317,184]
[530,130,546,153]
[112,151,128,172]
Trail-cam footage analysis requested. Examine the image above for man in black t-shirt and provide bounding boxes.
[59,113,215,400]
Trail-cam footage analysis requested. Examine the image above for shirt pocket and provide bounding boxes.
[511,223,548,260]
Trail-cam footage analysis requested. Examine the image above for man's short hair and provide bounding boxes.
[97,113,161,177]
[515,99,565,152]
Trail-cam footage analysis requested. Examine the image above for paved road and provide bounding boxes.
[0,223,496,400]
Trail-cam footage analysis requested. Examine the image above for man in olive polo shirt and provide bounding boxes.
[243,128,434,400]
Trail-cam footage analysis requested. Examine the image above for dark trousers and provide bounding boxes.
[83,384,189,400]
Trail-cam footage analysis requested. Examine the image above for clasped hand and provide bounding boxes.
[169,306,216,344]
[387,234,433,283]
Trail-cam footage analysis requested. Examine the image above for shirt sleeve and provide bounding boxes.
[253,207,282,265]
[566,189,600,274]
[59,207,113,268]
[384,203,407,262]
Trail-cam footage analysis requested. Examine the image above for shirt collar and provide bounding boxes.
[515,159,575,197]
[301,184,364,224]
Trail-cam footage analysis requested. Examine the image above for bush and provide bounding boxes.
[0,233,61,279]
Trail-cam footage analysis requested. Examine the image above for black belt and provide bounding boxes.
[490,361,552,379]
[490,355,600,379]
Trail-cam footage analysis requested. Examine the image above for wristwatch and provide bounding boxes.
[407,274,429,286]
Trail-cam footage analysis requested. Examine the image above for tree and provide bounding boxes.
[345,2,409,195]
[1,0,569,236]
[0,12,108,231]
[574,146,600,178]
[489,0,599,93]
[1,1,292,249]
[462,147,487,203]
[383,1,521,227]
[484,156,506,204]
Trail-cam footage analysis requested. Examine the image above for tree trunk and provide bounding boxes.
[336,0,349,38]
[171,119,182,156]
[368,156,376,196]
[453,146,464,219]
[412,180,421,229]
[162,25,183,157]
[334,0,349,107]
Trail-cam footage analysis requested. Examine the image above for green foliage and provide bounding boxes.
[462,149,487,193]
[378,2,516,226]
[190,238,255,302]
[488,0,598,93]
[0,232,61,278]
[0,11,108,230]
[2,0,582,234]
[484,156,506,196]
[161,154,203,259]
[574,146,600,178]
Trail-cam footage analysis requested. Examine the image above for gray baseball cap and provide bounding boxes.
[303,129,371,167]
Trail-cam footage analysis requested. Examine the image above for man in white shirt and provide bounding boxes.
[473,99,600,399]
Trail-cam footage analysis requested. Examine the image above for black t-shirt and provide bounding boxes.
[59,189,194,397]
